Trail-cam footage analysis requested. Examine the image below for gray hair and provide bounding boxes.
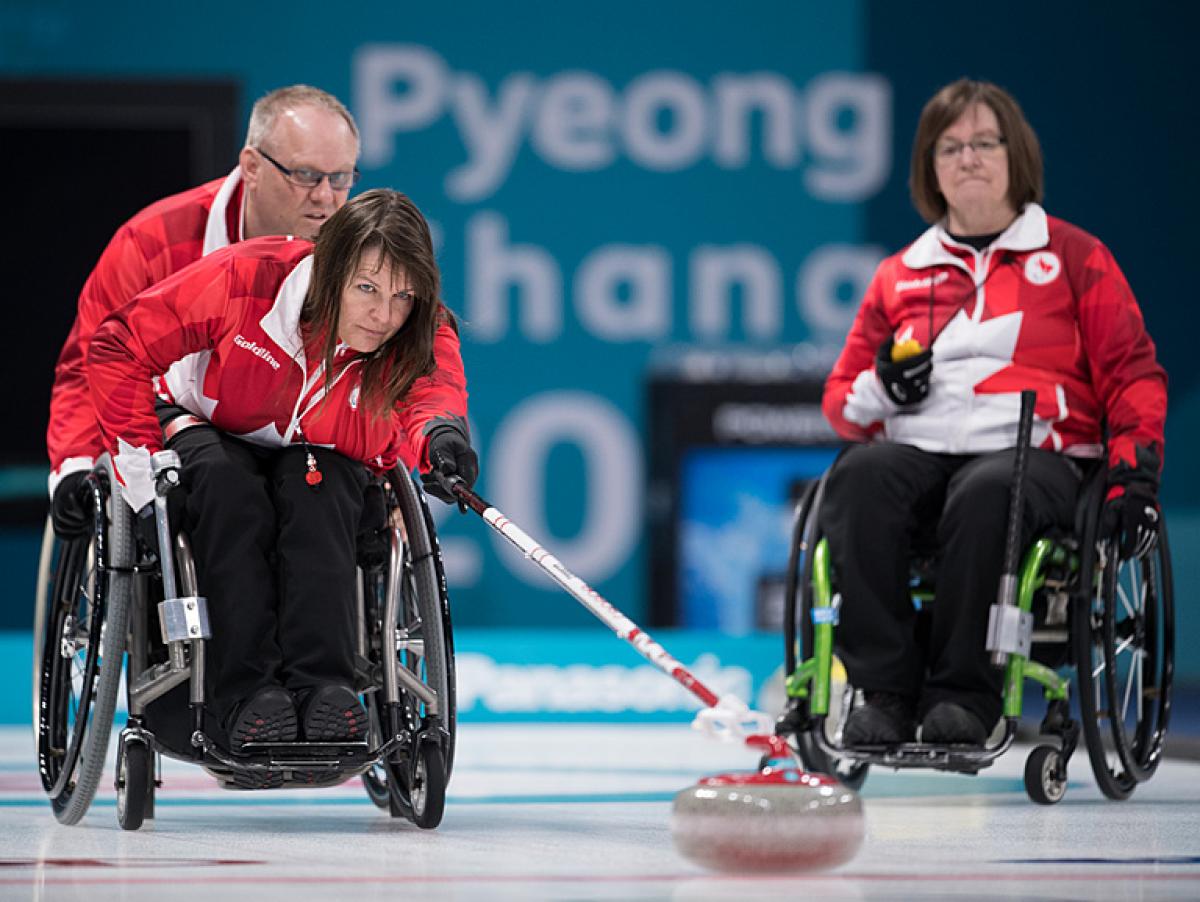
[244,84,359,148]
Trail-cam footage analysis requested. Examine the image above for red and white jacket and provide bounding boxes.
[48,168,247,493]
[823,205,1166,480]
[87,237,469,511]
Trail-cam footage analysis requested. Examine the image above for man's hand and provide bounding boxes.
[421,426,479,505]
[50,471,92,539]
[876,337,933,406]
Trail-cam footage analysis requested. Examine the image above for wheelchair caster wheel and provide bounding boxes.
[117,740,154,830]
[1024,745,1067,805]
[409,740,447,829]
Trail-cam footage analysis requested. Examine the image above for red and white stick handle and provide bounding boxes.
[444,476,778,747]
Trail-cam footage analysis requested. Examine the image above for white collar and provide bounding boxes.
[258,254,313,365]
[201,166,245,256]
[902,203,1049,270]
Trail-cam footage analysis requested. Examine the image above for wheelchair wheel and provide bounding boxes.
[362,472,454,826]
[116,737,153,831]
[1024,744,1067,805]
[1074,523,1173,799]
[32,517,56,750]
[408,739,447,829]
[782,475,869,790]
[35,466,134,825]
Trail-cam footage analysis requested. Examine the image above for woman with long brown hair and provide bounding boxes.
[87,189,477,756]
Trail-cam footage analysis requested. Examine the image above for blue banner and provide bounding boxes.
[3,1,1194,654]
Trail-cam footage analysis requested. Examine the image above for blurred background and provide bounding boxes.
[1,1,1195,728]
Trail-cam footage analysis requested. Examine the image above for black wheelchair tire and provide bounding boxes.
[782,473,870,790]
[116,739,152,831]
[408,739,447,829]
[36,466,133,825]
[1024,744,1067,805]
[361,471,456,822]
[1074,520,1173,799]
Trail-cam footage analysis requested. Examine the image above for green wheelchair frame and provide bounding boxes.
[779,457,1174,805]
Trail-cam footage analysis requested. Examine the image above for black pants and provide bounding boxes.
[167,425,369,723]
[818,442,1080,727]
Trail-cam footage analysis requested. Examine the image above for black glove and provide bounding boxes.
[1102,481,1159,559]
[421,426,479,506]
[50,471,93,539]
[875,338,933,406]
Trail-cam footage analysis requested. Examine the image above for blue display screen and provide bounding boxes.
[679,446,839,632]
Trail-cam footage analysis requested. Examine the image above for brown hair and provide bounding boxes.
[909,79,1043,224]
[301,189,452,418]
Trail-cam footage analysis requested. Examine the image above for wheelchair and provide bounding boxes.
[33,451,455,830]
[776,452,1174,805]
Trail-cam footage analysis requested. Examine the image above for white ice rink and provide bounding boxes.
[2,723,1199,900]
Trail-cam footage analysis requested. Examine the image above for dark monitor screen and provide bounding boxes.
[0,79,237,526]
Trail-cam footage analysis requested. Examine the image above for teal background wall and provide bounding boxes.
[2,2,1195,673]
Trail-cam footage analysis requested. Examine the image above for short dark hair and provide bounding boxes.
[301,189,453,418]
[909,79,1043,224]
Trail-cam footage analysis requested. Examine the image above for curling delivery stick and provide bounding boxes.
[987,389,1038,667]
[437,475,783,753]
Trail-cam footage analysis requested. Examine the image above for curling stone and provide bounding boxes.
[670,764,864,873]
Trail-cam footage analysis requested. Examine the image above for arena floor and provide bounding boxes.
[2,723,1198,900]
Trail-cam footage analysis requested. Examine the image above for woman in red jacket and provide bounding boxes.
[820,80,1166,747]
[86,189,477,754]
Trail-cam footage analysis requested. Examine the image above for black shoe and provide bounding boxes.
[226,686,298,752]
[920,702,988,745]
[843,692,915,745]
[297,684,368,742]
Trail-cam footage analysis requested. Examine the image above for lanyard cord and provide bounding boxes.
[927,249,1017,348]
[290,353,362,491]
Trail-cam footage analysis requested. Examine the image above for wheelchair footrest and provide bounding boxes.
[811,719,1019,775]
[200,739,378,790]
[235,739,372,765]
[840,741,998,773]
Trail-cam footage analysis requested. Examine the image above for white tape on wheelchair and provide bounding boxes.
[114,438,156,512]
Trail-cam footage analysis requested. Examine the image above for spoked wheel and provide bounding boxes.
[116,738,153,831]
[361,472,455,826]
[781,476,869,790]
[36,467,133,825]
[1074,523,1173,799]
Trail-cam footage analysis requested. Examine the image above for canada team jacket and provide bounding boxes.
[823,205,1166,481]
[48,168,247,492]
[87,237,469,511]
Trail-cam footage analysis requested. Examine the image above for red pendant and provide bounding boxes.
[304,448,323,487]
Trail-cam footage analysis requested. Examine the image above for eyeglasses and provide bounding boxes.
[934,135,1006,163]
[256,147,360,191]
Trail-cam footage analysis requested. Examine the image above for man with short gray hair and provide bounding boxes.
[48,85,360,532]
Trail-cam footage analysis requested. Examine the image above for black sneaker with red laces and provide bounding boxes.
[226,685,298,753]
[297,684,368,742]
